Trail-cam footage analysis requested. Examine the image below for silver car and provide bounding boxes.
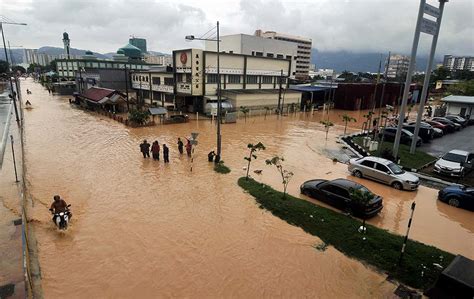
[348,156,420,190]
[434,150,473,177]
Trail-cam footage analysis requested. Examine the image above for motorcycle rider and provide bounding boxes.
[50,195,71,223]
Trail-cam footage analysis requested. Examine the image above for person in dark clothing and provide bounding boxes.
[185,139,192,157]
[177,138,184,154]
[140,140,151,158]
[151,141,160,160]
[208,151,216,162]
[163,144,169,163]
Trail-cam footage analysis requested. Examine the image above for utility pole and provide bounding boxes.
[277,69,283,115]
[410,0,448,153]
[393,0,426,159]
[216,20,222,162]
[375,52,391,141]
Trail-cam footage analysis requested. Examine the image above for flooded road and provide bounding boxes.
[20,79,472,297]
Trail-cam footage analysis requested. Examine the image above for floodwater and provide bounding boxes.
[19,78,472,298]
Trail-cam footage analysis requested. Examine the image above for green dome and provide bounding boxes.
[117,43,142,59]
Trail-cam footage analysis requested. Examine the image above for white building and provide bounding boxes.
[23,49,55,66]
[205,34,297,79]
[386,54,410,78]
[309,68,335,79]
[144,54,173,66]
[442,95,474,118]
[443,55,474,72]
[255,29,312,80]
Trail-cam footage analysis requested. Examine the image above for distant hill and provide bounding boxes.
[311,49,440,73]
[37,46,109,59]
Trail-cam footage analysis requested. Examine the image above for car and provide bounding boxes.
[445,115,468,127]
[379,127,422,146]
[432,127,444,138]
[432,117,462,131]
[348,156,420,190]
[434,150,474,177]
[163,114,189,124]
[403,122,434,142]
[300,178,383,217]
[438,185,474,211]
[424,120,452,133]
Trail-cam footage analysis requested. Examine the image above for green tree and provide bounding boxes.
[12,65,26,74]
[363,111,375,135]
[265,156,294,198]
[349,187,375,228]
[320,120,334,140]
[0,59,9,73]
[128,109,150,125]
[446,80,474,96]
[244,142,266,179]
[431,66,451,82]
[341,114,357,136]
[240,106,249,122]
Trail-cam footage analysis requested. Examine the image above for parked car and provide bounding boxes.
[379,127,422,146]
[300,178,383,217]
[438,185,474,211]
[434,150,474,177]
[432,117,462,131]
[348,156,420,190]
[432,127,444,138]
[403,122,434,142]
[424,120,452,133]
[445,115,468,127]
[163,114,189,124]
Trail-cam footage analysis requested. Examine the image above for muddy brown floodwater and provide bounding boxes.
[20,79,472,298]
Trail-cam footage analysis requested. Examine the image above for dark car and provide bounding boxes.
[445,115,468,127]
[300,178,383,217]
[438,185,474,211]
[379,127,422,146]
[432,117,462,131]
[424,120,452,133]
[163,114,189,124]
[403,122,434,142]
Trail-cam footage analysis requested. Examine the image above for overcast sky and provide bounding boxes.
[2,0,473,57]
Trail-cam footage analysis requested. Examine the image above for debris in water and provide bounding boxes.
[313,242,328,252]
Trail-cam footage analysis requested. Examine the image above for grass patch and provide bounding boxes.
[214,161,231,174]
[353,137,436,170]
[238,177,454,290]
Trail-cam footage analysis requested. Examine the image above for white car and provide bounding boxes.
[434,150,473,177]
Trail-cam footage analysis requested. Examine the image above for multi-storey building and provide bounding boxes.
[144,54,173,66]
[129,37,147,53]
[443,55,474,72]
[205,34,297,79]
[130,48,302,113]
[386,54,410,78]
[255,29,312,80]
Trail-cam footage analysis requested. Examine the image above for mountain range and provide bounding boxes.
[2,46,440,73]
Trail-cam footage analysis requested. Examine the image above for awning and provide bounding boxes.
[290,86,337,92]
[149,107,168,115]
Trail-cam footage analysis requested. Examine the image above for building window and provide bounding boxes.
[267,53,274,58]
[246,75,258,84]
[286,55,292,60]
[152,77,161,85]
[185,74,192,83]
[145,76,149,82]
[262,76,272,84]
[177,73,184,82]
[255,52,263,57]
[207,74,218,83]
[228,75,241,84]
[164,78,174,85]
[251,51,255,56]
[276,54,284,59]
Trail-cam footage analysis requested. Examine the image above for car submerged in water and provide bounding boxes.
[300,178,383,218]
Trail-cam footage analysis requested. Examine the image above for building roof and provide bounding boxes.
[290,85,336,92]
[442,95,474,104]
[82,87,117,102]
[221,89,301,95]
[148,107,168,115]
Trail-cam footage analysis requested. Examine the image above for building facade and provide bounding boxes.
[443,55,474,72]
[144,54,172,66]
[205,34,297,79]
[386,54,410,78]
[129,37,147,53]
[255,29,312,80]
[131,48,301,114]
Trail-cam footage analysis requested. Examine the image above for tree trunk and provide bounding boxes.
[245,151,252,179]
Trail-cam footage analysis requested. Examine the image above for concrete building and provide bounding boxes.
[205,34,297,79]
[144,54,172,66]
[386,54,410,78]
[255,29,312,80]
[442,95,474,118]
[23,49,55,66]
[309,68,335,79]
[63,32,71,59]
[129,37,147,53]
[131,48,301,114]
[443,55,474,72]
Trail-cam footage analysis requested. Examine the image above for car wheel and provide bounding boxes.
[353,170,363,178]
[392,181,403,190]
[448,197,460,207]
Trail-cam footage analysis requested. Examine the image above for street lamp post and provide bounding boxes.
[0,19,27,125]
[186,21,222,161]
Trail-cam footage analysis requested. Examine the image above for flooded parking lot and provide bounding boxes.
[19,79,473,297]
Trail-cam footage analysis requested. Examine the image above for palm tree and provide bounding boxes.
[264,106,270,120]
[349,187,375,231]
[244,142,266,179]
[341,114,357,136]
[363,111,375,135]
[240,106,249,122]
[320,120,334,141]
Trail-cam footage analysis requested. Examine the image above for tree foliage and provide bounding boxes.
[446,80,474,96]
[128,109,150,125]
[244,142,266,179]
[341,114,357,136]
[265,156,294,198]
[240,106,249,122]
[0,59,9,73]
[320,120,334,140]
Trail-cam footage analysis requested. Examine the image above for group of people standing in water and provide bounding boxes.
[139,137,195,163]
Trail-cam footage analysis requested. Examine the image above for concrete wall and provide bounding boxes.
[446,103,474,117]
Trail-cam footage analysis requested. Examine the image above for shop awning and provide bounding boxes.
[148,107,168,115]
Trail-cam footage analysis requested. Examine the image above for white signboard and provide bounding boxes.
[177,83,191,94]
[420,18,438,35]
[424,3,440,18]
[153,85,174,93]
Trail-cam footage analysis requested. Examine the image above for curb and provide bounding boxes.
[416,173,463,187]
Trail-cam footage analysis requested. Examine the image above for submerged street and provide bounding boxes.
[19,79,473,298]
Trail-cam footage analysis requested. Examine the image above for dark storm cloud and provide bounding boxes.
[2,0,473,56]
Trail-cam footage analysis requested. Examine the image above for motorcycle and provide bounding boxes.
[50,204,71,230]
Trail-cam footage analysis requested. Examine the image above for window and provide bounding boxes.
[228,75,241,84]
[361,160,374,168]
[255,52,263,57]
[331,186,349,198]
[387,163,404,174]
[185,74,192,83]
[164,78,174,85]
[262,76,272,84]
[251,51,255,56]
[246,75,258,84]
[277,54,284,59]
[286,55,292,60]
[177,73,184,82]
[145,76,149,82]
[152,77,161,85]
[375,163,389,173]
[207,74,218,83]
[267,53,274,58]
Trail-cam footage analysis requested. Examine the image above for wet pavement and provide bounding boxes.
[419,125,474,157]
[19,78,473,297]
